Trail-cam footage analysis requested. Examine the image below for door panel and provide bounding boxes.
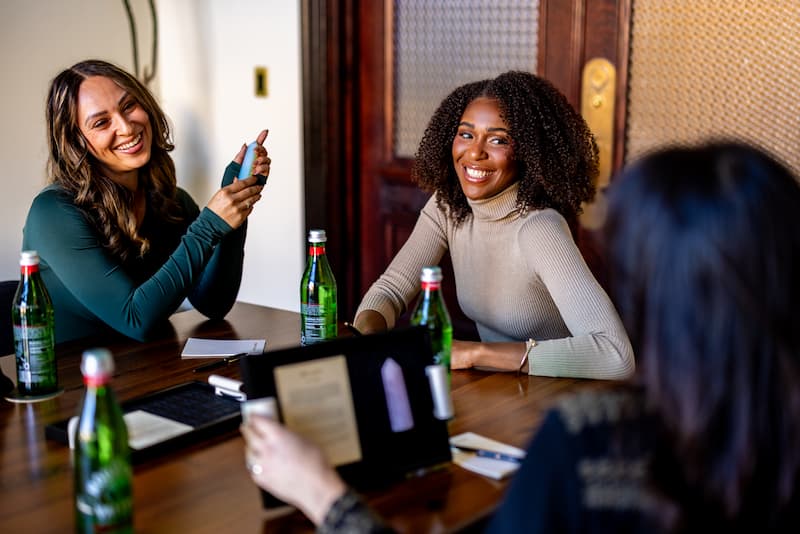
[538,0,631,289]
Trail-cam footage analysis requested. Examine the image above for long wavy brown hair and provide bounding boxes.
[46,59,184,262]
[412,70,598,225]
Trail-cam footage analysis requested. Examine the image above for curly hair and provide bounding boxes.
[45,59,184,263]
[412,71,598,225]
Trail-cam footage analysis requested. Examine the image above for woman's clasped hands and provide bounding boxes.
[207,129,271,229]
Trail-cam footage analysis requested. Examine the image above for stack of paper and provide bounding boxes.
[181,338,266,358]
[450,432,527,480]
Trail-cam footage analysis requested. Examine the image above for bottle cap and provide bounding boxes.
[308,229,327,243]
[419,266,443,283]
[81,348,115,379]
[20,250,40,266]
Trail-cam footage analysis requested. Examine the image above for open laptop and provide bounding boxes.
[240,325,452,508]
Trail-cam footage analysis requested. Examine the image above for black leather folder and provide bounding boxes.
[45,381,241,464]
[240,326,452,509]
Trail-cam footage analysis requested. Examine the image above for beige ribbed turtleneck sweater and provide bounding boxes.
[356,182,634,380]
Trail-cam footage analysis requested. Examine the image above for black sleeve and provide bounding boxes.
[486,409,581,533]
[317,489,395,534]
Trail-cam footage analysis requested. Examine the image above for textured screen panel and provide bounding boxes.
[626,1,800,175]
[393,0,539,158]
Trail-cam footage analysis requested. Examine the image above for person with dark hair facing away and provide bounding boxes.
[489,141,800,532]
[22,59,270,342]
[353,71,634,380]
[241,141,800,532]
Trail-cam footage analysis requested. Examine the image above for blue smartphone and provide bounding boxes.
[238,141,267,185]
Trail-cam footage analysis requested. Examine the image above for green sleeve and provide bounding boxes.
[24,171,238,341]
[186,162,247,318]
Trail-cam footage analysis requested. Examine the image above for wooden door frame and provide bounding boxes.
[539,0,632,171]
[300,0,362,318]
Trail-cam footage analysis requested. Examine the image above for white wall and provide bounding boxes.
[0,0,304,313]
[0,0,144,277]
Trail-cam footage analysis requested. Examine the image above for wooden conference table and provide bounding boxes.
[0,302,596,533]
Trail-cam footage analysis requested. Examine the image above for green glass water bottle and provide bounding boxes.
[74,348,133,533]
[410,266,453,374]
[300,229,338,344]
[12,250,58,396]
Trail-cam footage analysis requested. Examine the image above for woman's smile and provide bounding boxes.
[463,166,494,182]
[452,97,517,200]
[115,132,143,152]
[77,75,152,188]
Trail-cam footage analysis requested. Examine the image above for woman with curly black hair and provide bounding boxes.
[353,71,633,379]
[22,59,270,342]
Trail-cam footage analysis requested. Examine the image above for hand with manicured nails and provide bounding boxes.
[206,129,270,229]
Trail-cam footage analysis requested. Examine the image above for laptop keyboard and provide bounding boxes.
[137,385,240,428]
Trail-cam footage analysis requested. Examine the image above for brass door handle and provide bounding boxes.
[580,58,616,230]
[581,57,616,191]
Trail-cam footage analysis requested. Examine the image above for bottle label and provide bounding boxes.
[307,245,326,255]
[76,457,133,530]
[301,303,335,344]
[410,290,452,376]
[427,325,453,370]
[13,324,57,391]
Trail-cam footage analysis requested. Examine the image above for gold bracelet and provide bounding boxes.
[518,338,536,374]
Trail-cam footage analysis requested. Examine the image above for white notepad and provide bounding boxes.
[450,432,527,480]
[125,410,193,450]
[181,338,266,358]
[67,411,193,451]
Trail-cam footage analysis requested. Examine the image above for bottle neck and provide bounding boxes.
[20,264,40,277]
[308,244,327,256]
[83,375,111,388]
[420,280,441,292]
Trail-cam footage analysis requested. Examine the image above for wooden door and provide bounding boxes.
[302,0,631,335]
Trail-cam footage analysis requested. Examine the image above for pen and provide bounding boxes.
[453,446,524,464]
[343,321,363,337]
[192,353,247,373]
[405,460,450,479]
[475,449,523,464]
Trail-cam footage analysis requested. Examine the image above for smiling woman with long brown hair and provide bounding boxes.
[23,59,271,342]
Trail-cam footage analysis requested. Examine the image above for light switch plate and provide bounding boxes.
[255,66,268,97]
